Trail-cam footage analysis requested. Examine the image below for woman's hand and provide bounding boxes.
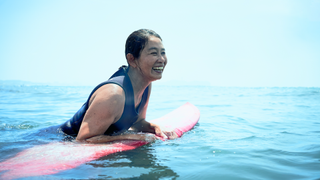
[153,125,178,140]
[130,120,178,140]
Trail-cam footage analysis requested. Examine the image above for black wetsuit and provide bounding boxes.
[60,66,149,136]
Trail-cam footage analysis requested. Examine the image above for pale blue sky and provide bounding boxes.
[0,0,319,87]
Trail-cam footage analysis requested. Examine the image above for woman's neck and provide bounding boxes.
[127,66,151,103]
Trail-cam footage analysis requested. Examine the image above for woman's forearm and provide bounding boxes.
[84,133,156,144]
[131,119,157,133]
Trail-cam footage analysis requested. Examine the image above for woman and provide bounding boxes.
[60,29,177,143]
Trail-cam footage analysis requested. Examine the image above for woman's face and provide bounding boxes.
[136,36,167,82]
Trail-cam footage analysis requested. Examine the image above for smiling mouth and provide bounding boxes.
[152,66,164,74]
[153,67,164,70]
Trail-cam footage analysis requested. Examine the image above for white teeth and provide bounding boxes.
[153,67,164,70]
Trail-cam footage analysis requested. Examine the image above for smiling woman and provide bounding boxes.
[59,29,175,143]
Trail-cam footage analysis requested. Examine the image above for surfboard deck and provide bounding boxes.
[0,102,200,179]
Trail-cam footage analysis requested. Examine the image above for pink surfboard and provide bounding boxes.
[0,102,200,179]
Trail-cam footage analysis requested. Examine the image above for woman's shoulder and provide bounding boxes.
[89,84,125,107]
[96,84,125,99]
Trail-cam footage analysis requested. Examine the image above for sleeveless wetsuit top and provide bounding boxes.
[60,66,149,136]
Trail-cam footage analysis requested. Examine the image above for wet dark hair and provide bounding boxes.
[125,29,162,59]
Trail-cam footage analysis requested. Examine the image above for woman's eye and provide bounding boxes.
[161,52,166,55]
[151,52,157,55]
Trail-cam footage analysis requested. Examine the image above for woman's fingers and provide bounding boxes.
[156,126,178,140]
[156,131,168,139]
[163,130,178,139]
[144,133,159,142]
[154,126,168,139]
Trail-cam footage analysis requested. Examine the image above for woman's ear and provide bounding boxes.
[126,53,137,68]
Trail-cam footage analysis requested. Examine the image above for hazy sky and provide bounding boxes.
[1,0,319,87]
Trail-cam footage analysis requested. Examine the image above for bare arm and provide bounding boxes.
[130,84,178,139]
[76,84,157,143]
[85,133,157,143]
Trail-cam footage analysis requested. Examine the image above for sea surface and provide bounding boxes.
[0,80,319,179]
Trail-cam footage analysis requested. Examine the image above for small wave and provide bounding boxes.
[295,105,310,108]
[297,90,320,96]
[280,131,304,136]
[248,124,270,131]
[0,122,39,130]
[215,115,248,121]
[198,104,232,108]
[253,147,320,158]
[262,108,274,111]
[230,135,257,141]
[265,88,320,97]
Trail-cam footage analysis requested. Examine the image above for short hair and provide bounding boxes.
[125,29,162,59]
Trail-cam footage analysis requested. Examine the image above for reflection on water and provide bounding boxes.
[93,145,178,179]
[50,143,179,180]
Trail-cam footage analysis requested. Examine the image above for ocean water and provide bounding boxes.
[0,81,319,179]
